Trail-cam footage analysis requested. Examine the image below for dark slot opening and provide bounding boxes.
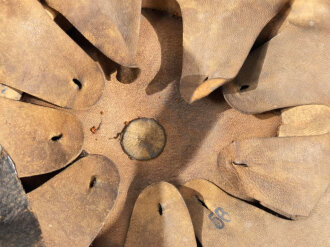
[196,236,203,247]
[158,203,163,215]
[72,78,82,90]
[51,134,63,142]
[195,195,209,210]
[89,176,97,188]
[240,85,249,91]
[232,161,248,167]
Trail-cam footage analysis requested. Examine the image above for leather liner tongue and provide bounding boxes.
[177,0,289,103]
[43,0,142,67]
[0,97,84,177]
[279,105,330,137]
[0,147,44,247]
[223,0,330,114]
[0,0,105,109]
[217,133,330,218]
[180,179,330,246]
[28,155,120,247]
[125,182,196,247]
[217,105,330,218]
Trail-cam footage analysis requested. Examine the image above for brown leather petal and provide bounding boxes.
[44,0,142,67]
[279,105,330,137]
[0,97,84,177]
[28,155,120,247]
[0,0,105,109]
[223,0,330,113]
[177,0,289,102]
[180,179,330,246]
[217,133,330,218]
[125,182,196,247]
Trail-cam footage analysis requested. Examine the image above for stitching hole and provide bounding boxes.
[89,176,97,188]
[51,134,63,142]
[158,203,163,215]
[239,85,249,91]
[72,78,82,90]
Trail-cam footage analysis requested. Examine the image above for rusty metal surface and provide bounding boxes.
[0,147,44,247]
